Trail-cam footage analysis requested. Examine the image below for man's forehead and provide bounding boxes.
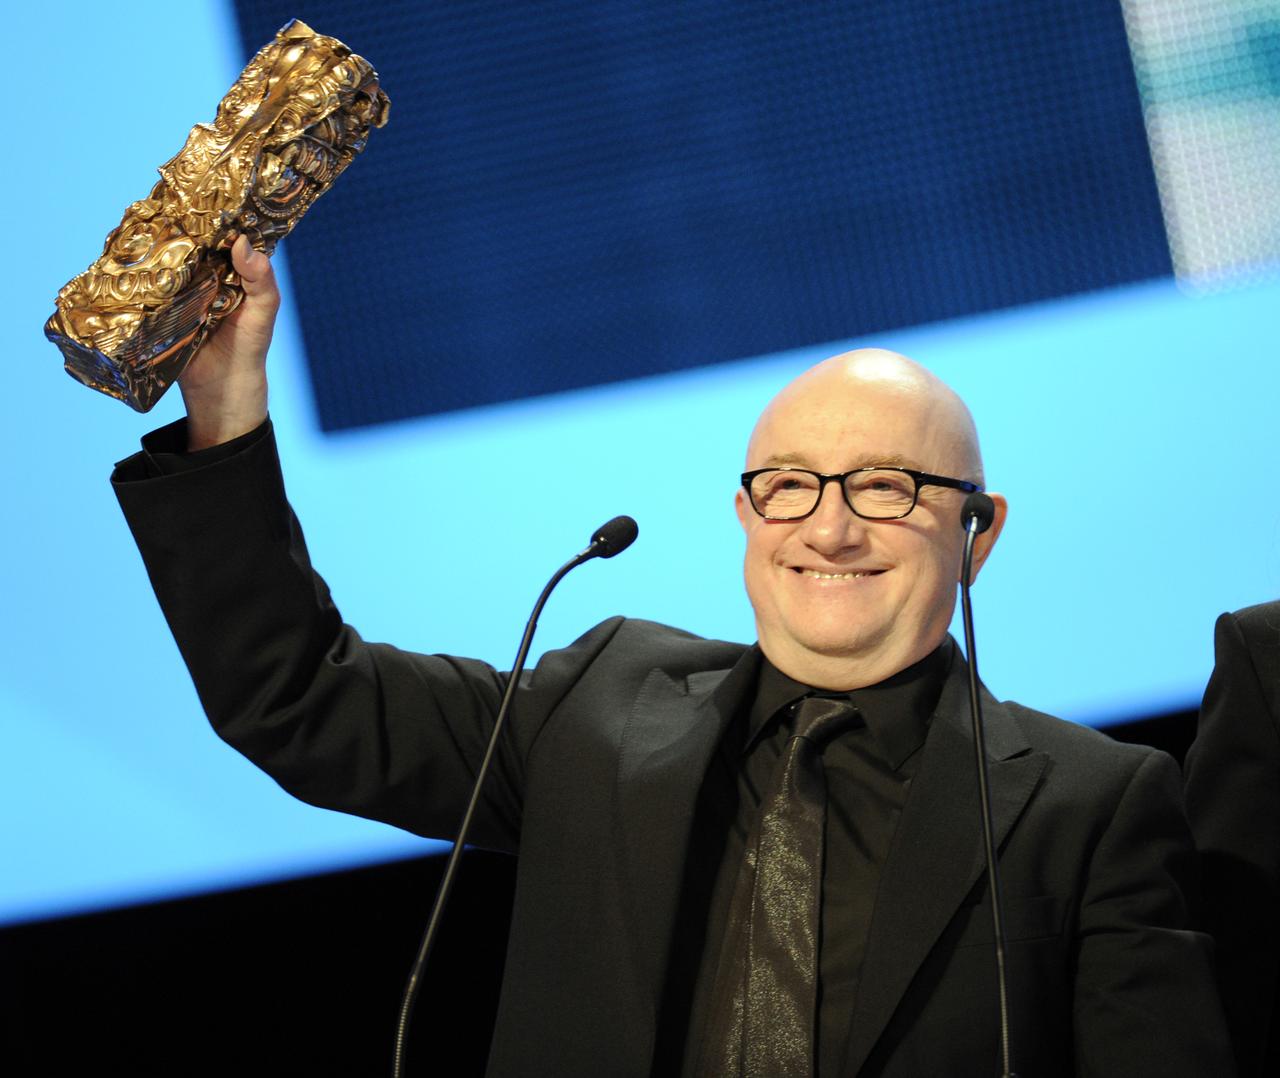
[746,358,981,479]
[747,394,944,467]
[760,450,930,472]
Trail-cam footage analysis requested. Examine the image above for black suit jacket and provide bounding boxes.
[113,425,1232,1076]
[1185,601,1280,1077]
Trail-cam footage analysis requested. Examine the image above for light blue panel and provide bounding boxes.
[3,2,1276,925]
[899,282,1280,722]
[286,277,1280,731]
[1,2,442,925]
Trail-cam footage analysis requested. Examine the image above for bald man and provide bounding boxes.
[112,242,1231,1076]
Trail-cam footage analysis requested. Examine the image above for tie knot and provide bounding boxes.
[792,694,861,749]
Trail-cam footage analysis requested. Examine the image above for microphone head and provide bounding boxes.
[961,492,996,534]
[590,515,639,558]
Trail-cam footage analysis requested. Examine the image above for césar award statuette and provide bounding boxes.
[44,19,390,412]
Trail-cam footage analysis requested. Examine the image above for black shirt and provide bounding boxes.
[658,640,953,1076]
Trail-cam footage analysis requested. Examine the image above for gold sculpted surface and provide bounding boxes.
[44,19,390,411]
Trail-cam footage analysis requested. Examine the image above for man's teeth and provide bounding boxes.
[799,569,877,580]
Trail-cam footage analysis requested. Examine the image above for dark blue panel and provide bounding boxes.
[232,1,1170,431]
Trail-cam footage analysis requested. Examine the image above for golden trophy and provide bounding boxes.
[44,19,390,411]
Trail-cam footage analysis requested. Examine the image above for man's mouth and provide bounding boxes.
[792,568,885,580]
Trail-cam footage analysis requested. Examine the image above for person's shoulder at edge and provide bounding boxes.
[1229,600,1280,641]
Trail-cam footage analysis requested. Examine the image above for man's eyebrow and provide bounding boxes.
[761,452,928,471]
[761,453,812,468]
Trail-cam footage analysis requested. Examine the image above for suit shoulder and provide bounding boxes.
[995,703,1189,830]
[1231,600,1280,647]
[603,616,749,673]
[1000,699,1170,773]
[530,616,748,687]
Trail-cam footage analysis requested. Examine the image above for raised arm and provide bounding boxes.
[110,238,533,849]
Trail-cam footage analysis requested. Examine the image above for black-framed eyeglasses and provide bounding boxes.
[741,467,982,521]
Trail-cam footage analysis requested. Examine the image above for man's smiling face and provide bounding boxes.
[735,350,1004,689]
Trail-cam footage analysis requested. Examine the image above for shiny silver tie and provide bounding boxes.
[700,694,862,1077]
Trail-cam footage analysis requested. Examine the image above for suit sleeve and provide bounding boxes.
[1184,609,1280,1076]
[110,420,616,853]
[1071,748,1236,1076]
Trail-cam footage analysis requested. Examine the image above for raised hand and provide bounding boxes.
[178,235,281,450]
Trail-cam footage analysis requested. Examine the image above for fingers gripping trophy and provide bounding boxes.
[43,19,389,419]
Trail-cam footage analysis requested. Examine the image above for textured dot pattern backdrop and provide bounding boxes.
[1122,0,1280,292]
[231,0,1170,430]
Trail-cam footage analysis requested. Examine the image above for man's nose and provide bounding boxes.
[798,480,868,551]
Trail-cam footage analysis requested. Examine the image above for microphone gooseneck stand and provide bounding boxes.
[391,516,639,1078]
[958,491,1019,1078]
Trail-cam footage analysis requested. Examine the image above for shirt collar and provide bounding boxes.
[746,639,954,771]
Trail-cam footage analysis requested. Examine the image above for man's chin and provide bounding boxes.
[761,625,895,682]
[789,619,888,660]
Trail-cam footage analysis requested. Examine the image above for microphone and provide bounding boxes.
[393,518,638,1078]
[958,496,1018,1078]
[586,515,639,560]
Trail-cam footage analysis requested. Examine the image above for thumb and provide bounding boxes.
[231,233,278,300]
[227,234,281,339]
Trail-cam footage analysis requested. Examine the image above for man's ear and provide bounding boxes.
[735,487,753,534]
[966,493,1008,582]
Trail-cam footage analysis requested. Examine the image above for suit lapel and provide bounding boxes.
[842,652,1048,1075]
[612,647,761,1023]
